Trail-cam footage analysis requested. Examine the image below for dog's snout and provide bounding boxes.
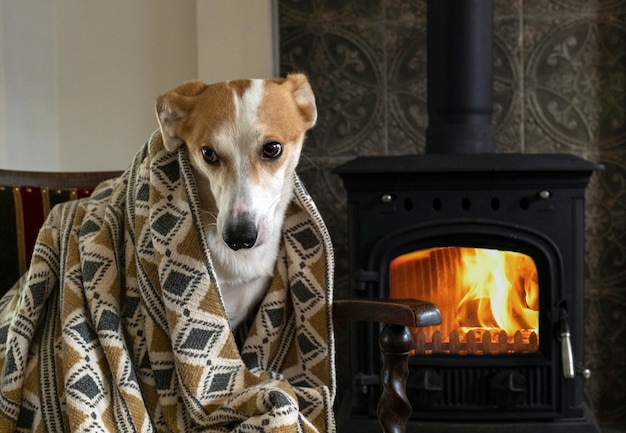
[223,220,258,251]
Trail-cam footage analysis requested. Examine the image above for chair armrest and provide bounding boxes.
[332,298,441,327]
[332,298,441,433]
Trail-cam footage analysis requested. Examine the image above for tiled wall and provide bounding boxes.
[279,0,626,425]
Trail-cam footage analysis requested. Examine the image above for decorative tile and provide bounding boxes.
[280,21,386,157]
[386,21,427,154]
[524,16,626,154]
[523,0,626,16]
[279,0,383,26]
[584,293,626,420]
[494,16,524,152]
[494,0,522,17]
[385,0,427,21]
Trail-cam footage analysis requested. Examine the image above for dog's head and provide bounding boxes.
[155,74,316,253]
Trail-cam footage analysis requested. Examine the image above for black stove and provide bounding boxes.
[335,153,601,432]
[333,0,603,431]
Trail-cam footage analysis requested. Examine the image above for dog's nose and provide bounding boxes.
[223,222,258,251]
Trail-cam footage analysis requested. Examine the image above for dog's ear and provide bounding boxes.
[156,80,208,151]
[285,73,317,129]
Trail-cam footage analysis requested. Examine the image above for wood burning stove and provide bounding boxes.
[335,154,602,432]
[333,0,603,431]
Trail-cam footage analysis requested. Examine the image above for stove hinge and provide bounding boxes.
[355,372,380,394]
[353,270,379,293]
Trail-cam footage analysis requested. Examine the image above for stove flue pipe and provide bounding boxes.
[426,0,495,154]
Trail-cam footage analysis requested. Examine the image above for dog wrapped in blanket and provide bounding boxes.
[0,74,336,432]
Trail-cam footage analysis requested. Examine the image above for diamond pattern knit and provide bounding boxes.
[0,131,336,433]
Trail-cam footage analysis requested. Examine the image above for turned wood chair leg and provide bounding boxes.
[377,324,413,433]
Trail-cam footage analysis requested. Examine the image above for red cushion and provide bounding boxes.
[0,186,95,297]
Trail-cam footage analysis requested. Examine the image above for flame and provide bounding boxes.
[389,247,539,353]
[455,248,538,335]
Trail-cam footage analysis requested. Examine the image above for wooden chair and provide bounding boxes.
[0,168,441,433]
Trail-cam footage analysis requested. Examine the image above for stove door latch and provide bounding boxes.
[558,309,576,379]
[558,309,591,380]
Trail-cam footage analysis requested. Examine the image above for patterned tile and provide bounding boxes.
[523,15,626,155]
[494,16,524,152]
[281,20,386,157]
[279,0,384,26]
[385,0,427,21]
[523,0,626,16]
[494,0,522,17]
[385,20,427,154]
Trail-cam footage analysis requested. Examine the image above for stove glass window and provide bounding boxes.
[390,247,539,355]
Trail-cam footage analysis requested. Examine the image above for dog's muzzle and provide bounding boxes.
[223,219,258,251]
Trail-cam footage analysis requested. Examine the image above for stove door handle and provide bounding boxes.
[558,310,575,379]
[560,330,575,379]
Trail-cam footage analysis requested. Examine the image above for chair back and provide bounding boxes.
[0,169,122,296]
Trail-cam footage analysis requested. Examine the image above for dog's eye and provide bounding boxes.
[202,147,219,165]
[262,142,283,159]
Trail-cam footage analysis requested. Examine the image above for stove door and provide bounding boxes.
[353,220,565,421]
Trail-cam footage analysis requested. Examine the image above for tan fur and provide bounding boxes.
[155,74,316,330]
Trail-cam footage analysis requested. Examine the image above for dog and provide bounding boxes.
[155,73,317,330]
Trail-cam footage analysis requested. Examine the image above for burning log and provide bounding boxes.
[390,246,540,355]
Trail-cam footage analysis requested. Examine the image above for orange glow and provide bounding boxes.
[390,247,539,355]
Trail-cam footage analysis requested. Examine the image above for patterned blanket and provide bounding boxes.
[0,131,336,432]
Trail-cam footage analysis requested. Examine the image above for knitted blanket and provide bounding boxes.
[0,131,336,432]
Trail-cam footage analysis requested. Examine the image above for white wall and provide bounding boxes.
[0,1,10,166]
[55,0,198,171]
[197,0,277,83]
[0,1,7,162]
[0,0,276,171]
[2,0,61,169]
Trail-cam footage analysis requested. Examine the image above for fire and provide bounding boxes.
[455,248,538,334]
[389,247,539,354]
